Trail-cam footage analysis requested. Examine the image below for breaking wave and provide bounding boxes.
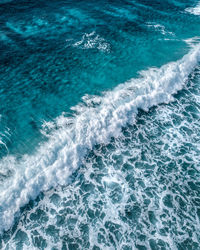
[0,41,200,234]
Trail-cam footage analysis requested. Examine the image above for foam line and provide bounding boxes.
[186,2,200,15]
[0,42,200,234]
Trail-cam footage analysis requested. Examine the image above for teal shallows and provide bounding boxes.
[0,0,199,157]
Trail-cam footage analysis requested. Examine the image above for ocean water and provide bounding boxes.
[0,0,200,249]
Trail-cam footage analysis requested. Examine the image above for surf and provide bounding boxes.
[0,41,200,234]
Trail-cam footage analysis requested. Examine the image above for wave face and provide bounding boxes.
[1,0,200,248]
[0,43,199,236]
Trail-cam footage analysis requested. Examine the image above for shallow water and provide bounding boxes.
[0,0,200,249]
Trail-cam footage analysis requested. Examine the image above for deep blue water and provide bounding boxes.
[0,0,200,249]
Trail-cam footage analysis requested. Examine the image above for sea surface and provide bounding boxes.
[0,0,200,249]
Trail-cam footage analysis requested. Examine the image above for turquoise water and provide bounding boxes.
[0,0,200,249]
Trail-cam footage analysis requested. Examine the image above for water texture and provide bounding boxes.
[0,0,200,249]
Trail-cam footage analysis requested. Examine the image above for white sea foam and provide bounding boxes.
[184,36,200,47]
[186,2,200,15]
[146,23,175,36]
[72,31,110,52]
[0,42,200,234]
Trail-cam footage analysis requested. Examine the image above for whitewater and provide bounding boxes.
[186,1,200,15]
[0,41,199,235]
